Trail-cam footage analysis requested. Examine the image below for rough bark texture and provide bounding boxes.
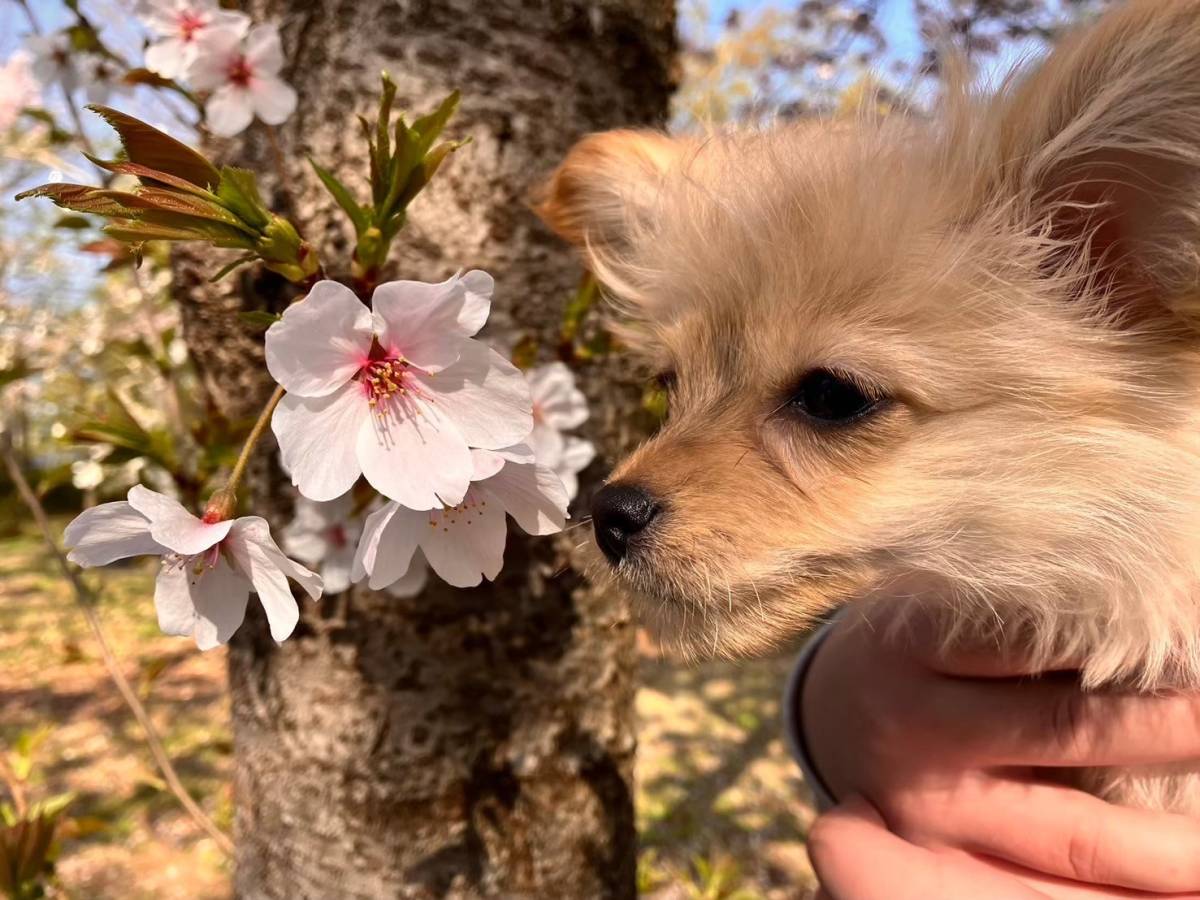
[173,2,676,897]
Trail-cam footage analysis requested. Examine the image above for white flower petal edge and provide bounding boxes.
[385,549,430,598]
[265,281,374,397]
[225,517,321,643]
[554,436,596,503]
[127,483,232,555]
[478,460,569,537]
[272,386,368,501]
[529,361,589,430]
[155,555,250,650]
[64,501,165,566]
[352,450,567,592]
[419,342,533,452]
[64,486,323,650]
[352,503,421,591]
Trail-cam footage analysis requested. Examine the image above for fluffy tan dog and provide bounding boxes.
[538,0,1200,814]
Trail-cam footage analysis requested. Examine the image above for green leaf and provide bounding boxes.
[412,90,461,157]
[216,166,270,229]
[102,220,253,250]
[394,138,468,209]
[237,310,281,330]
[87,106,220,189]
[308,158,369,235]
[376,72,398,174]
[96,187,252,231]
[561,273,598,343]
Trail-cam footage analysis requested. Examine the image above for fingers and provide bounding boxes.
[808,795,1050,900]
[913,676,1200,768]
[885,776,1200,894]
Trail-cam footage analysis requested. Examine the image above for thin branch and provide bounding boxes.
[225,384,284,498]
[0,433,234,859]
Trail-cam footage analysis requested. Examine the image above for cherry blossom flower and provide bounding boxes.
[0,52,39,133]
[25,32,76,93]
[137,0,250,80]
[64,485,321,649]
[281,493,359,594]
[266,274,533,511]
[80,55,130,106]
[186,24,296,137]
[351,446,567,590]
[551,436,596,503]
[526,362,594,501]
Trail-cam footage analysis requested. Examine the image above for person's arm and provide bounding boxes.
[790,604,1200,899]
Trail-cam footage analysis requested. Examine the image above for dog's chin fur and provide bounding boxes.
[542,0,1200,814]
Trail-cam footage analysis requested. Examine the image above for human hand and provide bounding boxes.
[800,604,1200,899]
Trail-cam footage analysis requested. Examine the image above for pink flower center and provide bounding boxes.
[226,55,254,87]
[178,11,206,41]
[328,524,347,549]
[357,354,429,418]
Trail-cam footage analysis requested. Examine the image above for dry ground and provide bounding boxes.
[0,522,816,898]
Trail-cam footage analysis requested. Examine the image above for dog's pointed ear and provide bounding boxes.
[534,130,685,267]
[985,0,1200,326]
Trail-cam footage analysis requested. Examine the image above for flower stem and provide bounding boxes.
[224,384,286,500]
[0,432,234,858]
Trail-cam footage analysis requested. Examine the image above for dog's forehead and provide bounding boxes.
[646,134,968,378]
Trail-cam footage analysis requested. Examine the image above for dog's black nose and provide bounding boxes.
[592,483,660,564]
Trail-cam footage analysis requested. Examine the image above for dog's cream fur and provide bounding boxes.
[539,0,1200,814]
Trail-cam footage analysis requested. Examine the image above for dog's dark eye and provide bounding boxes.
[652,370,676,392]
[788,368,880,424]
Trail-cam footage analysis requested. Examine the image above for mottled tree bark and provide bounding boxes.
[173,2,675,897]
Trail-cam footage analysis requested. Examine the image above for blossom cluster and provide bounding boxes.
[22,0,296,137]
[64,271,596,649]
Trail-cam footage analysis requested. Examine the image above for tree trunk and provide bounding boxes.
[174,1,675,897]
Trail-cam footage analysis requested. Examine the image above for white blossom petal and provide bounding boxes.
[155,555,251,650]
[244,23,284,74]
[420,495,508,587]
[384,549,429,598]
[183,25,241,89]
[529,422,565,468]
[372,278,472,374]
[353,502,422,590]
[356,397,474,510]
[64,501,164,567]
[225,517,321,643]
[273,384,368,502]
[127,485,231,555]
[417,341,533,451]
[144,37,186,78]
[530,361,588,430]
[205,84,254,137]
[189,557,252,650]
[251,76,296,125]
[321,544,355,594]
[265,281,373,397]
[555,436,595,502]
[479,462,568,536]
[456,270,493,335]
